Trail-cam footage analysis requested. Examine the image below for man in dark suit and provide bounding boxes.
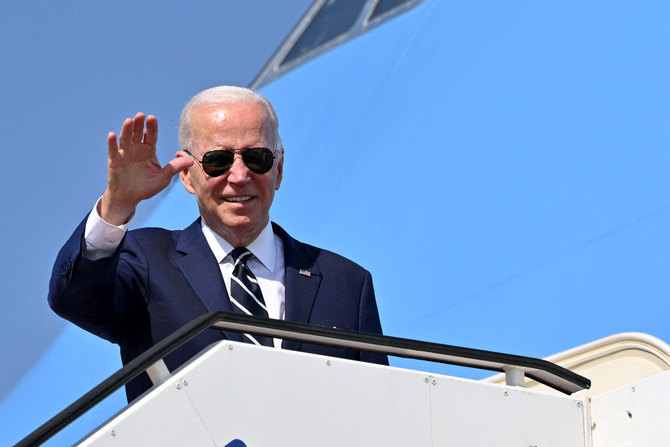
[48,86,387,402]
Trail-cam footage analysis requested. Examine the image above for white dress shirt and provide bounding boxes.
[83,199,286,347]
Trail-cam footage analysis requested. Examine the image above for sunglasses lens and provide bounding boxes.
[201,151,234,177]
[199,148,274,176]
[243,148,275,174]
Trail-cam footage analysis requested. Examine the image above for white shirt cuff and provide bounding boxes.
[83,197,134,260]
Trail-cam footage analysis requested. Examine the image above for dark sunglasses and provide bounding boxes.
[185,148,276,176]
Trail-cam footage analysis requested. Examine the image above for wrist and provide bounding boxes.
[99,189,137,226]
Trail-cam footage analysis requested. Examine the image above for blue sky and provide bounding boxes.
[3,1,670,445]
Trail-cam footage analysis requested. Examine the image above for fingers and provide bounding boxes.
[116,113,158,149]
[107,132,119,157]
[118,117,135,149]
[131,113,145,143]
[143,115,158,146]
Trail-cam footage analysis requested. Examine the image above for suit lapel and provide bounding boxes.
[273,223,322,351]
[175,220,243,343]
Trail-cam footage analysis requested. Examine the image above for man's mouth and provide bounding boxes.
[224,196,253,203]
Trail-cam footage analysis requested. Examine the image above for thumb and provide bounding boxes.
[162,156,194,178]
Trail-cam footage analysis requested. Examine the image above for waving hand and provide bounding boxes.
[99,113,193,225]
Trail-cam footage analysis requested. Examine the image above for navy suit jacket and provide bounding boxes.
[49,216,388,401]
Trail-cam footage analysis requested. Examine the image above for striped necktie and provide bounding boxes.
[229,247,274,347]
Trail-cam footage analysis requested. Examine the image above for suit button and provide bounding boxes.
[60,257,73,280]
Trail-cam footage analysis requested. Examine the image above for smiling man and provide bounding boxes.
[48,86,387,402]
[181,100,281,247]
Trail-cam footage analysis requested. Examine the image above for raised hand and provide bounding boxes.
[99,113,193,225]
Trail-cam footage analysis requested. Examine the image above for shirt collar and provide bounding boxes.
[201,220,277,272]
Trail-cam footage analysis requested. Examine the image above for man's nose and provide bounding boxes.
[226,154,249,183]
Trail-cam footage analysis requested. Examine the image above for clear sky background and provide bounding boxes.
[3,1,670,445]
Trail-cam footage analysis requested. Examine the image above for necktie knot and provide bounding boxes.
[230,247,252,266]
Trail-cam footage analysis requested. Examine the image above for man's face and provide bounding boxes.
[180,102,283,246]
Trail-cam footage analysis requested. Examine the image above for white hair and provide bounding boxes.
[178,86,282,152]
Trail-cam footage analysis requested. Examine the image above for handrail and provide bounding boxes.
[16,311,590,446]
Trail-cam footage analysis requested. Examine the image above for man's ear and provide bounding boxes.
[177,151,197,195]
[274,148,284,191]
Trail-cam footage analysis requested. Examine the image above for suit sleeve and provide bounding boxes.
[48,214,147,345]
[358,270,389,366]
